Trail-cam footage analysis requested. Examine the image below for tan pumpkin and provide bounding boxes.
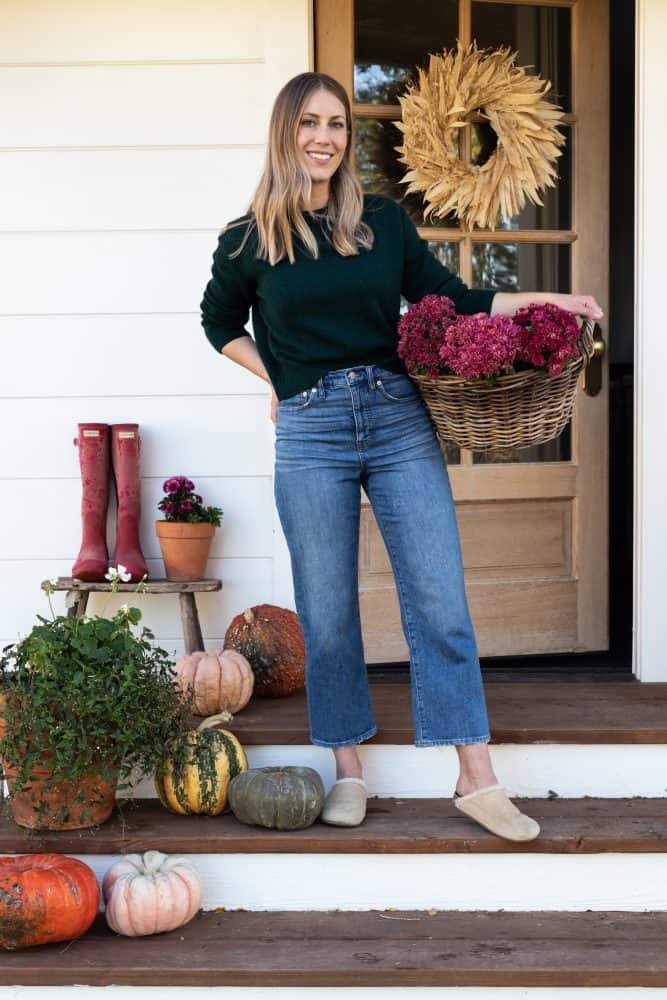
[103,850,202,936]
[223,604,306,698]
[175,649,254,717]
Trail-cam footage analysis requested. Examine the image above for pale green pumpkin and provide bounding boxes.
[228,766,325,830]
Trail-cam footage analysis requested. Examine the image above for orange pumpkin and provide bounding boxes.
[0,854,99,950]
[223,604,306,698]
[175,649,254,716]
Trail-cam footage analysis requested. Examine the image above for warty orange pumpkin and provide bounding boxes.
[0,854,99,950]
[223,604,306,698]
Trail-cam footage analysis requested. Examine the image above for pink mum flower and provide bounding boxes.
[514,303,581,376]
[438,314,524,379]
[397,294,457,377]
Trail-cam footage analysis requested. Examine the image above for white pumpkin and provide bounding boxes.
[102,850,202,936]
[175,648,254,716]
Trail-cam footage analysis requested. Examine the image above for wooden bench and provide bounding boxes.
[42,577,223,654]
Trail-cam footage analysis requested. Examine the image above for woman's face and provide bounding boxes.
[296,89,349,188]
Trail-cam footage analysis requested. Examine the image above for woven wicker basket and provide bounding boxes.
[409,320,596,452]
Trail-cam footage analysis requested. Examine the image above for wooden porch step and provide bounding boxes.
[2,910,667,987]
[228,681,667,744]
[2,797,667,856]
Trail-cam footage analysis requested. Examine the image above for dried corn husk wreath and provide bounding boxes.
[395,42,566,230]
[411,319,596,452]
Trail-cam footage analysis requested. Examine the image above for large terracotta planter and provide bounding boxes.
[1,692,117,830]
[155,520,216,581]
[2,761,117,831]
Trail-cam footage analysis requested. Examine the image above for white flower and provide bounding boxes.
[105,565,132,583]
[49,576,59,587]
[120,603,130,613]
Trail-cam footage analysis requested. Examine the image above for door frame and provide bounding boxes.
[314,0,609,659]
[275,0,661,680]
[633,0,667,681]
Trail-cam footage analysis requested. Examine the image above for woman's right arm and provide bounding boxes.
[201,229,279,423]
[221,336,279,424]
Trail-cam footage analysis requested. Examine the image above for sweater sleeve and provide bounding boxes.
[200,224,255,353]
[398,202,495,315]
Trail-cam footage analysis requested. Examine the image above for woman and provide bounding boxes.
[200,72,603,840]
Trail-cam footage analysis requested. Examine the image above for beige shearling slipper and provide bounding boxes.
[453,783,540,842]
[321,777,367,827]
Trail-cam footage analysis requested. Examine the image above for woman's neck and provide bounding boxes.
[308,181,330,212]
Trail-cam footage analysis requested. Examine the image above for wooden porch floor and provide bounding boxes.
[227,681,667,745]
[2,910,667,987]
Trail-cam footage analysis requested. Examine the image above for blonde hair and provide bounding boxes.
[225,72,374,265]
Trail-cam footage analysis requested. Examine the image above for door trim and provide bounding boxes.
[633,0,667,681]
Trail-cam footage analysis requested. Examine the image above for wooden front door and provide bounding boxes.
[315,0,609,659]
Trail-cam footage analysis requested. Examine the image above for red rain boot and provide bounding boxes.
[110,423,149,582]
[72,423,110,581]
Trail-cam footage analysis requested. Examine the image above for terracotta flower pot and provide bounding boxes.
[2,760,117,831]
[155,520,216,581]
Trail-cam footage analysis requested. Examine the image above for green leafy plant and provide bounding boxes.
[0,574,192,822]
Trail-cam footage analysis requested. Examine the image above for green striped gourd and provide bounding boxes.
[155,715,248,815]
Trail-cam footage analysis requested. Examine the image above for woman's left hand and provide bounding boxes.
[546,293,603,320]
[491,290,603,321]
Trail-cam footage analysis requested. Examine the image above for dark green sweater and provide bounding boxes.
[200,194,495,400]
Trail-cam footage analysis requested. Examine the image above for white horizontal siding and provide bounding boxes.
[0,232,226,314]
[0,316,263,397]
[0,0,266,62]
[0,148,264,231]
[0,476,274,560]
[1,0,311,634]
[1,64,270,148]
[0,397,275,477]
[0,557,273,641]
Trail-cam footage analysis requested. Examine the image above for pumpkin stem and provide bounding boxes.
[196,712,234,731]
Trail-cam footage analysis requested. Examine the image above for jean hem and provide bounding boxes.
[310,725,378,749]
[414,732,490,748]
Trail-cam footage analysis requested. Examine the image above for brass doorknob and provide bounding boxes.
[583,323,606,397]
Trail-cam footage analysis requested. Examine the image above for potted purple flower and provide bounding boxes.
[155,476,223,581]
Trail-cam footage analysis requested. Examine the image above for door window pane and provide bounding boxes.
[355,117,459,226]
[472,243,570,293]
[354,0,458,104]
[472,2,571,111]
[471,123,571,230]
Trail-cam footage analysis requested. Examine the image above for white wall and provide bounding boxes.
[634,0,667,680]
[0,0,311,654]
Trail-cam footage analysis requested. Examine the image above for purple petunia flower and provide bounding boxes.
[180,500,193,513]
[164,501,179,516]
[163,476,184,494]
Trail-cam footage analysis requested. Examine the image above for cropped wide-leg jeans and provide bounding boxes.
[273,363,491,749]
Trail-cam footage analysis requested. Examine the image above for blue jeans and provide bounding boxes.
[273,363,490,749]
